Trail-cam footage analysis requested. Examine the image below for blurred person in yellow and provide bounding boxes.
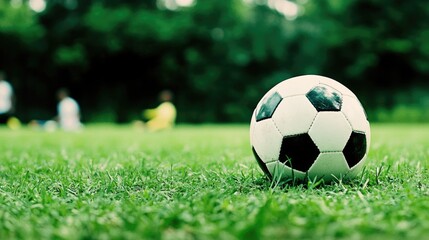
[141,90,177,131]
[0,71,21,129]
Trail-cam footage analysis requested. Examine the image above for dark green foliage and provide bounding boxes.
[1,0,428,122]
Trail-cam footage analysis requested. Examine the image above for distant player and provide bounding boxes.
[57,88,82,131]
[142,90,177,131]
[0,71,14,125]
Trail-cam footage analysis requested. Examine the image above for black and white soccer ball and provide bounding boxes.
[250,75,370,181]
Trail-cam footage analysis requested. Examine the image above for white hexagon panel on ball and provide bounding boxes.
[308,112,352,152]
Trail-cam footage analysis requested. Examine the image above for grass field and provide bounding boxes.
[1,124,429,239]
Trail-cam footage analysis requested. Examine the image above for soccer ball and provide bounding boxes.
[250,75,370,181]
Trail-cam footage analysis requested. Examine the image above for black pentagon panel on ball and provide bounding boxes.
[306,85,342,111]
[252,147,273,179]
[279,134,320,172]
[343,131,367,168]
[256,92,283,121]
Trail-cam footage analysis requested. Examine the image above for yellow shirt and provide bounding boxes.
[144,102,176,131]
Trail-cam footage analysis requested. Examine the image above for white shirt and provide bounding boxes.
[58,97,81,130]
[0,80,12,114]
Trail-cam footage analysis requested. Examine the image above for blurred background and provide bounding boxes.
[1,0,429,123]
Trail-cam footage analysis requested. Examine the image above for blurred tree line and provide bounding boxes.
[1,0,429,123]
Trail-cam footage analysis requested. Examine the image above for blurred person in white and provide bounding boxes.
[57,88,82,131]
[0,71,14,125]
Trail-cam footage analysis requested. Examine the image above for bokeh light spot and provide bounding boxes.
[29,0,46,13]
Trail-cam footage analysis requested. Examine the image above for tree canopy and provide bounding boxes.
[1,0,429,122]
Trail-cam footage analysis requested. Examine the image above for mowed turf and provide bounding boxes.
[0,124,429,239]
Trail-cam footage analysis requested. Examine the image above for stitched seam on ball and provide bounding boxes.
[320,83,338,92]
[271,118,283,136]
[320,150,343,153]
[265,159,279,164]
[278,161,305,174]
[307,114,319,136]
[341,111,354,131]
[306,113,322,152]
[343,93,355,97]
[307,111,319,132]
[341,96,369,131]
[280,93,304,100]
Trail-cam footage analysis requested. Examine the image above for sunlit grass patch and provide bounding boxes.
[0,124,428,239]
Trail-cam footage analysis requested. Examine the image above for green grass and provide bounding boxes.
[1,124,429,239]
